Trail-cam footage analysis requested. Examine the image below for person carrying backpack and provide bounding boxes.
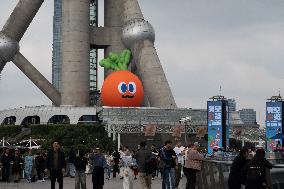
[135,141,153,189]
[244,149,273,189]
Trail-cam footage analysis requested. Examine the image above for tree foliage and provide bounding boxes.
[0,125,21,138]
[29,124,115,153]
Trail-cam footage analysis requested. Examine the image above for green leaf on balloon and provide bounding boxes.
[99,49,132,71]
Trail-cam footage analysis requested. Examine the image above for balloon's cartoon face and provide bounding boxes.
[118,81,137,98]
[101,70,144,107]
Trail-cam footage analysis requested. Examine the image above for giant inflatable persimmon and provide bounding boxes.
[99,49,144,107]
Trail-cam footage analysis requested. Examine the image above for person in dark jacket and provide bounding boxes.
[228,147,249,189]
[244,149,273,189]
[135,141,153,189]
[35,151,46,181]
[1,148,12,182]
[74,149,88,189]
[89,147,107,189]
[11,148,24,182]
[45,140,66,189]
[67,147,76,178]
[112,150,121,178]
[159,140,178,189]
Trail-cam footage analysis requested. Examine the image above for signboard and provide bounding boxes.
[225,101,230,150]
[196,126,207,139]
[208,101,223,154]
[144,124,157,137]
[207,100,229,154]
[172,125,182,137]
[266,102,283,152]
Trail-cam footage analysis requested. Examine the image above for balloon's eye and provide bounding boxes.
[118,82,127,94]
[128,82,136,94]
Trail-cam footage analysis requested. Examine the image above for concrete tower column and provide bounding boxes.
[13,52,61,106]
[61,0,90,106]
[121,0,143,22]
[104,0,125,77]
[121,0,177,108]
[134,40,177,108]
[2,0,44,42]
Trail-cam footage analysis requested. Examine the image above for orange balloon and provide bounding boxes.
[101,70,144,107]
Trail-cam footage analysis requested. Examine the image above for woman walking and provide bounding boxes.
[184,142,204,189]
[24,149,34,182]
[121,149,136,189]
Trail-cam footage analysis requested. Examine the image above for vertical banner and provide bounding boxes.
[208,101,223,154]
[266,102,283,152]
[144,124,157,137]
[172,125,182,137]
[196,126,207,139]
[207,100,229,154]
[224,100,230,150]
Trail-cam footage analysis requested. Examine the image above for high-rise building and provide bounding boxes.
[227,98,236,112]
[52,0,62,92]
[238,108,256,124]
[89,0,99,105]
[52,0,98,104]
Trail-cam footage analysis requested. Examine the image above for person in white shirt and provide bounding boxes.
[121,149,136,189]
[173,141,185,188]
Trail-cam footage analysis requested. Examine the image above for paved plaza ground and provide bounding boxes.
[0,175,187,189]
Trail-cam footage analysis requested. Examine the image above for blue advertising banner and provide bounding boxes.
[208,101,223,154]
[266,102,282,152]
[225,101,230,149]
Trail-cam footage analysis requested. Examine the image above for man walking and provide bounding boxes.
[67,147,76,178]
[11,148,24,182]
[160,140,177,189]
[89,147,107,189]
[45,140,66,189]
[35,151,45,182]
[112,150,120,178]
[228,148,249,189]
[1,148,12,182]
[74,149,88,189]
[135,141,153,189]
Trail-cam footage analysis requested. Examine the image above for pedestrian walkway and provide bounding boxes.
[0,175,187,189]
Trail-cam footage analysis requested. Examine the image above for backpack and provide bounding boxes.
[145,154,157,174]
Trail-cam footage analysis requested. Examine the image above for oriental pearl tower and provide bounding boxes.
[0,0,176,108]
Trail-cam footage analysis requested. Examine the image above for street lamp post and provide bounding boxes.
[179,116,192,146]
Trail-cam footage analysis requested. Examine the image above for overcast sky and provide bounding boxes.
[1,0,284,126]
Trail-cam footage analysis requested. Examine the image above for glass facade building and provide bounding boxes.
[52,0,62,92]
[52,0,98,104]
[227,98,236,112]
[89,0,99,105]
[239,108,257,124]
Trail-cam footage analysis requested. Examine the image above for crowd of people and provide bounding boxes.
[0,147,46,183]
[1,139,275,189]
